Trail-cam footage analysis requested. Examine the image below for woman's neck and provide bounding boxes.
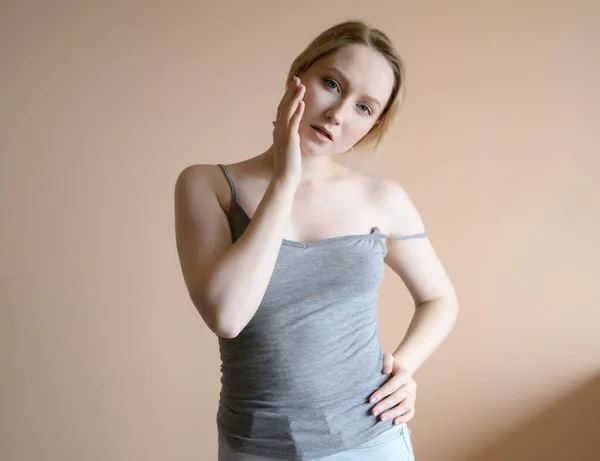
[259,145,347,184]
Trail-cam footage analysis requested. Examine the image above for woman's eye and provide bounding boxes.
[324,78,339,92]
[358,104,372,115]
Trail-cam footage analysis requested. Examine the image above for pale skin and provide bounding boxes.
[174,44,459,428]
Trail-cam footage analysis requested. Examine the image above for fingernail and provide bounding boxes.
[370,397,376,403]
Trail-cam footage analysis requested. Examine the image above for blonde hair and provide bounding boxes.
[287,20,406,152]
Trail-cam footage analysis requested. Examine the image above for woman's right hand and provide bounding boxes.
[272,75,306,184]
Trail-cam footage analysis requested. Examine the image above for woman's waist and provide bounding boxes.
[221,325,381,371]
[219,346,387,405]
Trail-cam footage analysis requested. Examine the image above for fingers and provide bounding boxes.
[286,81,305,123]
[392,406,416,425]
[375,394,416,423]
[276,76,304,126]
[274,99,304,132]
[370,373,410,404]
[382,352,394,375]
[276,76,297,120]
[290,100,305,130]
[371,385,411,413]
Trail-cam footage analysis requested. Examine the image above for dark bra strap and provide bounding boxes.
[217,164,237,204]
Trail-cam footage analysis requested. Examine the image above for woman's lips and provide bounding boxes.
[310,125,333,142]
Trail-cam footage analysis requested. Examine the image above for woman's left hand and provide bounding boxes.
[369,352,417,425]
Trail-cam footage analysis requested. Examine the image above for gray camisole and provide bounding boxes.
[215,164,426,460]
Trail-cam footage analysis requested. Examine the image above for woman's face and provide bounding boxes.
[298,44,395,156]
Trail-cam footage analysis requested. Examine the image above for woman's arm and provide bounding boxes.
[381,181,460,374]
[174,165,298,339]
[174,75,305,339]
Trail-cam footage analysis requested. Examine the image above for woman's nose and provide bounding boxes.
[325,102,345,125]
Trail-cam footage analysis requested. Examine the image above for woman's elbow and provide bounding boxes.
[191,295,241,339]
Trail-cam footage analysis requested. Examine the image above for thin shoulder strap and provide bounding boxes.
[385,232,427,240]
[375,227,427,240]
[217,164,237,204]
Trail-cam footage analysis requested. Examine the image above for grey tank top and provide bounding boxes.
[216,164,426,460]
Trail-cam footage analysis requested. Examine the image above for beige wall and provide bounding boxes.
[2,1,599,460]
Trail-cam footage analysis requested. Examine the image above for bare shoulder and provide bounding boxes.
[354,172,426,236]
[175,163,232,212]
[175,163,221,193]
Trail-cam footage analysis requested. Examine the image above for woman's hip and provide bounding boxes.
[218,423,415,461]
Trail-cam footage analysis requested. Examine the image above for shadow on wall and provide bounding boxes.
[465,372,600,461]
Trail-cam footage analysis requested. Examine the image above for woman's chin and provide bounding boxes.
[300,139,337,158]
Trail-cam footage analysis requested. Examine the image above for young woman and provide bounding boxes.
[175,20,459,461]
